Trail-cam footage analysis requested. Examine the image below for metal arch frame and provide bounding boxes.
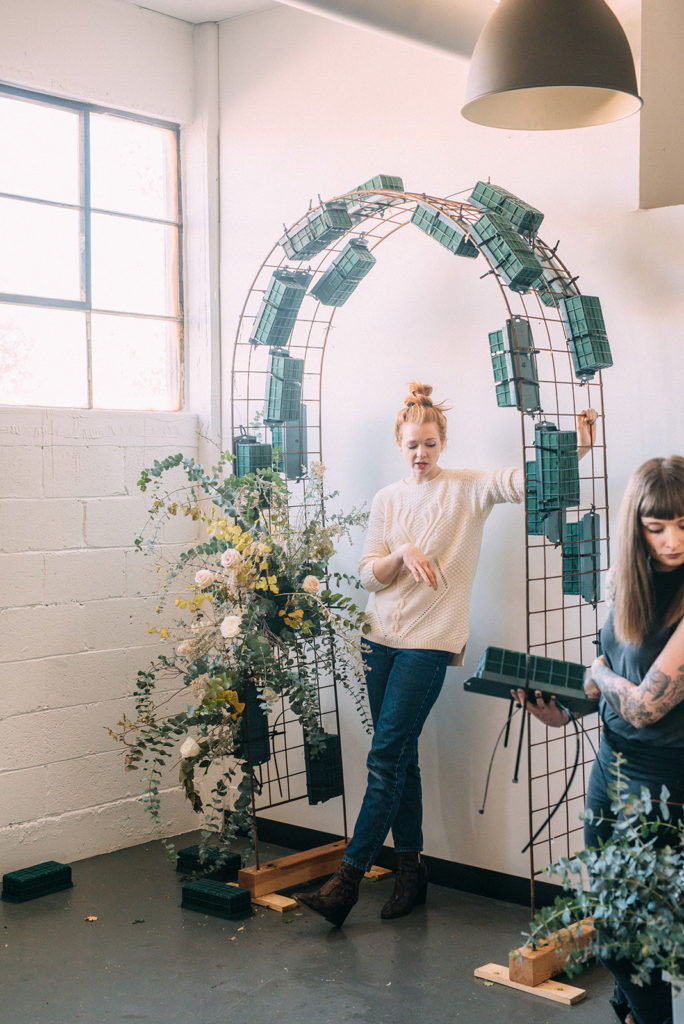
[230,184,610,901]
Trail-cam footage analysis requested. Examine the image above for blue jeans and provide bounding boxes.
[585,735,684,1024]
[343,641,449,873]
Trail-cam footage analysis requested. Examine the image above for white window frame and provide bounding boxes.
[0,83,184,410]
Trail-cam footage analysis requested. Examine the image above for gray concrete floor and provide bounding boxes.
[2,832,618,1024]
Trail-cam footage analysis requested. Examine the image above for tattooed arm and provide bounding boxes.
[586,617,684,728]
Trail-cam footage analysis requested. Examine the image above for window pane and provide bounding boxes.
[91,213,178,316]
[0,304,87,406]
[90,114,177,220]
[0,197,82,301]
[0,94,80,205]
[91,314,180,410]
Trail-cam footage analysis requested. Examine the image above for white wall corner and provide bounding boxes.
[182,22,223,464]
[639,0,684,209]
[0,0,195,122]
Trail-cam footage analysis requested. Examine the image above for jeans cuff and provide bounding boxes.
[342,856,369,873]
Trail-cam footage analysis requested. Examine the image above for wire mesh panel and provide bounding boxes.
[231,184,609,899]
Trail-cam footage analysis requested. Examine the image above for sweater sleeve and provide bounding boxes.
[478,466,525,509]
[358,491,391,593]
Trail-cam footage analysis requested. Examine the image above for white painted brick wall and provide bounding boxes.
[0,552,45,607]
[0,498,85,552]
[44,445,126,498]
[0,789,199,871]
[0,643,171,716]
[0,406,202,870]
[44,549,127,603]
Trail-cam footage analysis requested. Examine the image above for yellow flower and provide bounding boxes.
[159,628,168,639]
[225,690,246,715]
[284,608,305,628]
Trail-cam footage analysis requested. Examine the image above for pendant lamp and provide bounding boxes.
[462,0,642,130]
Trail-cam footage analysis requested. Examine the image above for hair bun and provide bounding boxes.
[405,381,433,407]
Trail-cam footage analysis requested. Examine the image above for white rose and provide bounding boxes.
[220,615,241,639]
[194,569,216,589]
[177,639,194,658]
[302,574,321,595]
[220,548,242,570]
[180,736,200,759]
[191,674,209,700]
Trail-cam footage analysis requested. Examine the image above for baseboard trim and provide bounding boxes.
[254,816,563,908]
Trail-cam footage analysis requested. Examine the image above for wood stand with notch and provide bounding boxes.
[237,839,393,911]
[475,918,595,1005]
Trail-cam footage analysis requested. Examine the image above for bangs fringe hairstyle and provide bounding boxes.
[394,381,450,443]
[614,456,684,644]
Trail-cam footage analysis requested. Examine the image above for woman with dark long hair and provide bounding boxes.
[519,456,684,1024]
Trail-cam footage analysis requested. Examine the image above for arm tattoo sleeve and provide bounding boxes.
[598,662,684,728]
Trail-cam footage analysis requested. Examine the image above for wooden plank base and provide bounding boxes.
[365,865,393,880]
[509,918,595,986]
[474,964,586,1005]
[237,840,347,897]
[251,893,299,913]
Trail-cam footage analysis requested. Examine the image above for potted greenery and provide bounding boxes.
[110,452,370,866]
[524,755,684,1021]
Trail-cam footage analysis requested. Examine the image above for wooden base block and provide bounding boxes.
[365,865,393,880]
[237,840,347,897]
[509,918,595,987]
[474,964,586,1005]
[251,893,299,913]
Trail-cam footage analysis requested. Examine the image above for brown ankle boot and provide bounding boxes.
[381,853,428,920]
[296,861,364,927]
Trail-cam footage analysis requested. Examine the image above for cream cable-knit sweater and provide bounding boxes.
[358,467,525,663]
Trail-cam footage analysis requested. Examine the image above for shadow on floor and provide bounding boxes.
[2,832,616,1024]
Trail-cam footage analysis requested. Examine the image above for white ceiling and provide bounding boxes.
[131,0,277,21]
[125,0,639,30]
[130,0,277,21]
[122,0,641,63]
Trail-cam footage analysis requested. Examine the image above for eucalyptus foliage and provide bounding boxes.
[524,754,684,986]
[110,453,370,869]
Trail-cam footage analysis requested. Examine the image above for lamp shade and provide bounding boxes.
[462,0,642,130]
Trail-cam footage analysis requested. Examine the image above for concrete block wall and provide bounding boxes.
[0,407,203,871]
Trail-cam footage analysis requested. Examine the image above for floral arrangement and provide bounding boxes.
[110,452,369,864]
[523,755,684,986]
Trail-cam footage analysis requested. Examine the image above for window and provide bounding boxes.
[0,85,182,410]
